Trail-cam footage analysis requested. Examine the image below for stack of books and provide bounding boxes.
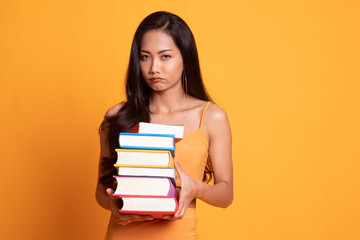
[112,122,184,219]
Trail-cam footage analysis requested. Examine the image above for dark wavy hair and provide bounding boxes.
[99,11,213,189]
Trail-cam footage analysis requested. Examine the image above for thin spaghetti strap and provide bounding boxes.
[200,101,211,129]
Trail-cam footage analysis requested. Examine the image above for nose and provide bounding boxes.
[149,58,160,74]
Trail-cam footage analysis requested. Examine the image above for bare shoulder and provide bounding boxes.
[203,102,231,138]
[105,102,124,117]
[205,102,229,124]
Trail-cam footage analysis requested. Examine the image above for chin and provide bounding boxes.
[151,87,166,92]
[149,83,166,91]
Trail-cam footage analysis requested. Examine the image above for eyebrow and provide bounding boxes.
[140,49,173,54]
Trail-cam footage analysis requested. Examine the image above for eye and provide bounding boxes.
[161,55,171,60]
[140,55,150,60]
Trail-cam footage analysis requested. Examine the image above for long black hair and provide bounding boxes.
[99,11,213,189]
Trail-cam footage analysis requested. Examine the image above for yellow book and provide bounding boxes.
[114,149,174,168]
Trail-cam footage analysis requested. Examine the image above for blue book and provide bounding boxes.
[118,132,176,151]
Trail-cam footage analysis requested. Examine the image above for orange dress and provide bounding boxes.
[105,102,211,240]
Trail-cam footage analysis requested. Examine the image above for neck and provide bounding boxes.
[149,88,189,113]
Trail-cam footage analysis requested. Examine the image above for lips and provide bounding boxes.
[149,77,163,82]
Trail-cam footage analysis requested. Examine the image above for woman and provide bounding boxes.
[96,11,233,240]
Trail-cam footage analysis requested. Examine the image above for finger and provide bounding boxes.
[178,202,186,218]
[118,214,151,221]
[162,215,177,221]
[129,215,154,222]
[174,188,183,217]
[129,215,140,220]
[175,189,190,218]
[113,214,135,224]
[116,219,132,225]
[106,188,118,200]
[175,205,185,218]
[107,188,124,209]
[141,216,154,221]
[111,208,123,218]
[132,216,153,222]
[173,157,183,173]
[175,198,184,217]
[174,157,185,185]
[115,215,153,225]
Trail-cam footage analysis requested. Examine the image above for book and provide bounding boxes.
[118,133,175,151]
[128,122,184,143]
[113,125,181,219]
[117,166,176,185]
[114,149,174,168]
[120,196,178,219]
[113,176,176,197]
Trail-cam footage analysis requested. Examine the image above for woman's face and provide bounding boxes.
[139,30,184,92]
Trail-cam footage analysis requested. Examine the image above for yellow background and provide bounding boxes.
[1,0,359,239]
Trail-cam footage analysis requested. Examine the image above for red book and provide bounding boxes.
[119,196,178,219]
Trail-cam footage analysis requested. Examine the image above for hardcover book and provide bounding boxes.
[113,176,176,197]
[119,133,175,151]
[114,149,174,168]
[119,196,178,219]
[116,167,176,185]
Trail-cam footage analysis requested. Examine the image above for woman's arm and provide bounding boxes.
[197,103,233,206]
[95,119,115,211]
[174,103,233,217]
[95,103,153,224]
[95,104,122,211]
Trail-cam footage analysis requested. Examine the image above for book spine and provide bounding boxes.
[167,179,176,197]
[127,123,140,133]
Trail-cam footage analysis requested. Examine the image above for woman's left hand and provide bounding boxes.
[164,157,202,220]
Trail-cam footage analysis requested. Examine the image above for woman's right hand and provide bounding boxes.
[106,188,154,225]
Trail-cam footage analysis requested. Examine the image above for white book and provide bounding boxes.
[117,167,176,180]
[130,122,184,139]
[115,149,174,168]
